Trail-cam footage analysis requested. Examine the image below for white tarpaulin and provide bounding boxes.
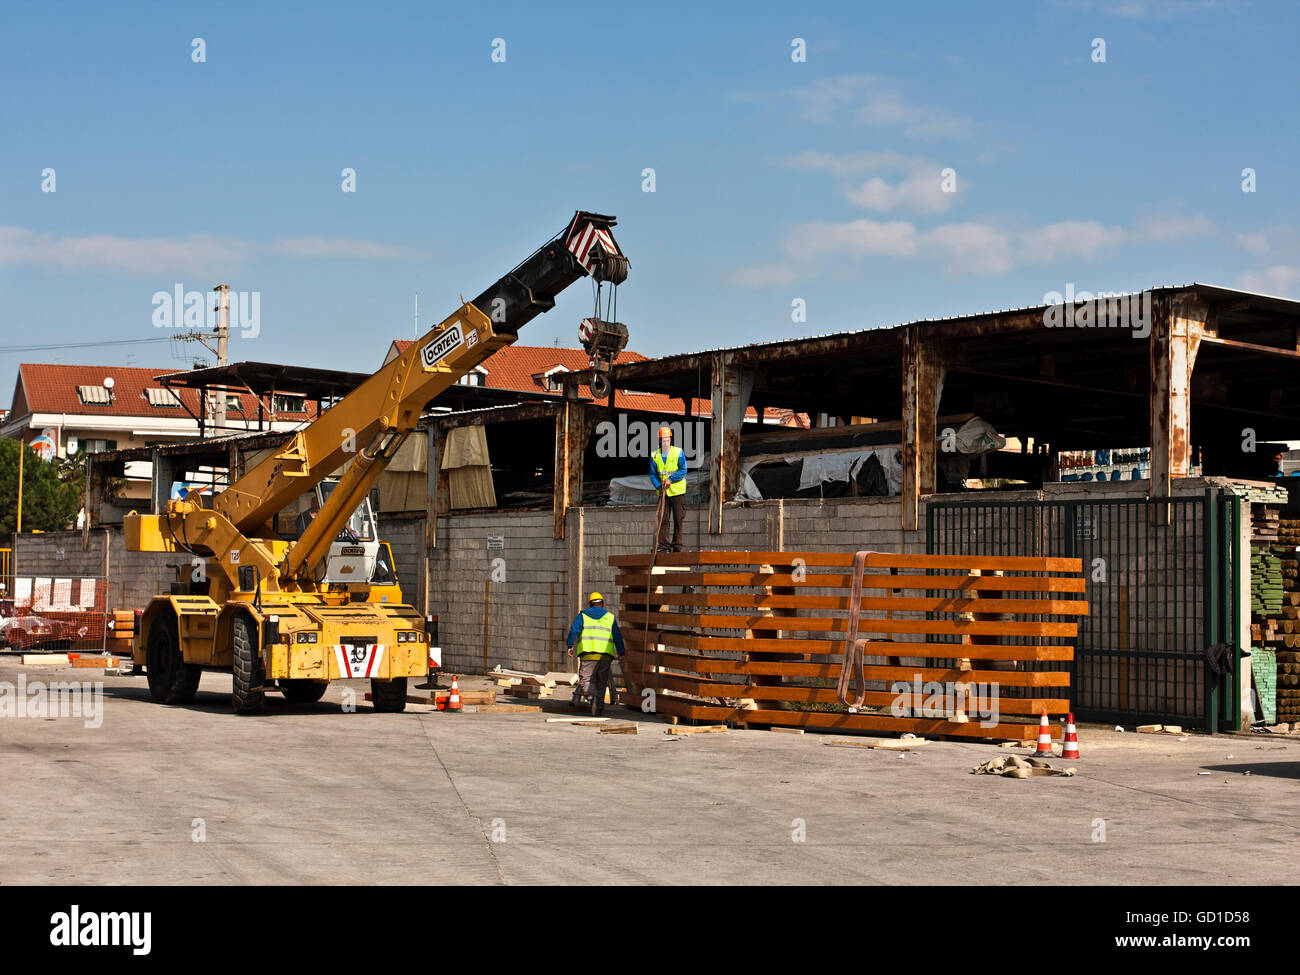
[736,447,903,500]
[608,470,708,505]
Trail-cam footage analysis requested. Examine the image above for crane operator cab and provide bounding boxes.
[295,479,381,588]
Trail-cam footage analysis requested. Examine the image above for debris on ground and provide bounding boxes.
[825,738,929,751]
[1137,724,1163,733]
[971,756,1076,778]
[599,722,638,735]
[545,717,609,724]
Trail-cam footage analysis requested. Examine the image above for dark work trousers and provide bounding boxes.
[578,654,613,703]
[657,493,686,552]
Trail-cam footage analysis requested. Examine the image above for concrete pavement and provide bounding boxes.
[2,658,1298,885]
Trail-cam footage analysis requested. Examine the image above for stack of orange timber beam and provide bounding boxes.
[611,550,1088,741]
[106,610,135,658]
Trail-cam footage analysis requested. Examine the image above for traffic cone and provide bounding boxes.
[1034,708,1054,757]
[446,675,463,713]
[1062,713,1080,759]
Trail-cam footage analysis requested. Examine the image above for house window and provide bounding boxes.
[76,385,112,405]
[542,367,568,392]
[78,439,117,454]
[458,367,487,387]
[272,394,306,413]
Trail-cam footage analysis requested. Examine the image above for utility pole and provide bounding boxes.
[16,441,23,535]
[213,284,230,437]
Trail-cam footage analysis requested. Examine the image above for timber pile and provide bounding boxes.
[106,610,135,658]
[1257,511,1300,723]
[610,550,1088,741]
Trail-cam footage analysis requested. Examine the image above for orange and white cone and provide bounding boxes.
[1034,708,1054,757]
[446,675,463,713]
[1061,713,1080,759]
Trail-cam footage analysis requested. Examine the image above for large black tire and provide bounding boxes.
[145,614,200,705]
[280,680,327,704]
[231,614,265,716]
[370,677,407,713]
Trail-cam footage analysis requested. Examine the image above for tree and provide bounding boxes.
[0,439,81,535]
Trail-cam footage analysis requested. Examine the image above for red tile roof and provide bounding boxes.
[389,342,801,423]
[9,363,313,421]
[388,341,704,414]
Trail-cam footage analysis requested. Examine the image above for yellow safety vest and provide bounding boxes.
[577,609,616,657]
[653,446,685,498]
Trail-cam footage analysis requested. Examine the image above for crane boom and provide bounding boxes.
[127,211,626,588]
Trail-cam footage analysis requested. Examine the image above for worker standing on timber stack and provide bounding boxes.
[650,425,687,553]
[565,592,626,715]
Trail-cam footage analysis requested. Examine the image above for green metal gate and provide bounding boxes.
[927,490,1240,731]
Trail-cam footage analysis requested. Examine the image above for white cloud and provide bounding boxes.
[845,172,956,214]
[757,75,972,139]
[1019,221,1128,262]
[785,151,963,214]
[0,226,426,274]
[1235,232,1271,257]
[1134,215,1215,241]
[782,219,919,262]
[768,211,1221,279]
[922,222,1014,275]
[1238,265,1300,298]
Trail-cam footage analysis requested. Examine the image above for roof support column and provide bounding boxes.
[709,352,753,534]
[555,390,587,539]
[1150,294,1206,524]
[902,328,945,531]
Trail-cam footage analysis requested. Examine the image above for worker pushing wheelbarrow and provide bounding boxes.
[565,592,628,716]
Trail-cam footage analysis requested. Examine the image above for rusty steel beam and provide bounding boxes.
[554,395,587,539]
[432,401,562,428]
[1198,334,1300,361]
[901,328,945,532]
[708,352,753,534]
[1149,295,1206,524]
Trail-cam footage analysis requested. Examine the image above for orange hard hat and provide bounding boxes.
[658,426,672,439]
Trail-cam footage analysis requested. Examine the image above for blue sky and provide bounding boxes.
[2,0,1297,404]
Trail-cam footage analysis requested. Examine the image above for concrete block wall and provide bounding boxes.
[13,529,175,611]
[426,509,569,676]
[376,514,427,613]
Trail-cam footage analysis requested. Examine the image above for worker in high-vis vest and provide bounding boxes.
[649,425,687,553]
[565,592,626,715]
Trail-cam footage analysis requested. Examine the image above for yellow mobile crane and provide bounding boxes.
[126,211,628,714]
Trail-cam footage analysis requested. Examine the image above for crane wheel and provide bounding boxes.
[370,677,407,713]
[280,680,328,704]
[145,613,200,705]
[231,615,266,716]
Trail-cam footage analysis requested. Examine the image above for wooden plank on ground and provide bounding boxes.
[599,722,638,734]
